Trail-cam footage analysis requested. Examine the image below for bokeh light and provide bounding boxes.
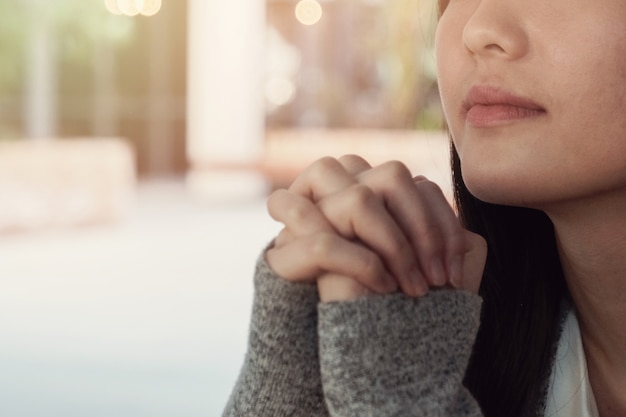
[104,0,122,15]
[117,0,140,16]
[295,0,323,26]
[104,0,162,17]
[138,0,162,17]
[266,77,296,109]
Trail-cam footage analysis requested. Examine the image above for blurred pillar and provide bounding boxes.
[186,0,267,202]
[147,9,174,176]
[24,8,57,139]
[93,38,118,137]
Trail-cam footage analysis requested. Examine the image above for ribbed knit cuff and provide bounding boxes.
[318,290,483,417]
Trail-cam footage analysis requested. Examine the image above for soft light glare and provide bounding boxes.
[138,0,162,16]
[295,0,323,26]
[104,0,122,15]
[104,0,162,17]
[117,0,140,16]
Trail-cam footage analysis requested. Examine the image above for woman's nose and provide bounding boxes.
[462,2,529,60]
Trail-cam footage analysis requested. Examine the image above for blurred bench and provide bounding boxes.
[0,138,135,234]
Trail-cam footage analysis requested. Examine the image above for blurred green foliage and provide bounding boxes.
[0,0,134,93]
[0,1,27,94]
[381,0,439,129]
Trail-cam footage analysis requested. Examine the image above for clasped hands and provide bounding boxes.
[266,155,487,303]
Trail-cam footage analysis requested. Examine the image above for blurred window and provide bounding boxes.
[265,0,443,130]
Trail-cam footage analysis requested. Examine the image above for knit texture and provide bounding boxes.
[222,255,560,416]
[222,255,329,417]
[318,291,483,416]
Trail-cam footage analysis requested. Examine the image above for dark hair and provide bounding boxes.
[451,144,567,416]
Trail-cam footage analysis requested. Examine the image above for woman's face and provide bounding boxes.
[436,0,626,209]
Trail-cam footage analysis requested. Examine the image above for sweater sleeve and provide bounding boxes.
[222,254,329,417]
[318,290,484,417]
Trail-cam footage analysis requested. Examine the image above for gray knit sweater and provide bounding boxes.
[222,255,550,416]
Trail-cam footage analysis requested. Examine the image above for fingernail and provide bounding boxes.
[449,255,464,288]
[411,269,428,296]
[430,259,447,286]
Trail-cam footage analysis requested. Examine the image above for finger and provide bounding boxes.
[337,154,372,176]
[316,184,428,296]
[265,232,398,293]
[356,162,465,288]
[461,230,488,294]
[267,188,335,236]
[289,157,357,202]
[412,177,466,288]
[273,227,293,248]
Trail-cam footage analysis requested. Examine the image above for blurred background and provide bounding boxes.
[0,0,450,416]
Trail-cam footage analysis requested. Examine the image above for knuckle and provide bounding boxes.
[379,160,412,182]
[417,179,444,195]
[446,227,467,254]
[310,233,338,258]
[467,231,488,252]
[338,154,368,165]
[266,189,287,216]
[285,202,310,224]
[267,189,314,225]
[300,157,343,187]
[475,234,488,251]
[311,156,341,175]
[347,184,376,207]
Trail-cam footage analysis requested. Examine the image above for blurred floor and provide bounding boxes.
[0,180,281,417]
[0,132,451,417]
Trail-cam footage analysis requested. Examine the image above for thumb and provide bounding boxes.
[462,230,488,294]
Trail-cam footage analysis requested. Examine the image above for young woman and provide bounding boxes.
[223,0,626,415]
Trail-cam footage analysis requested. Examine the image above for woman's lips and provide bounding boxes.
[462,86,547,127]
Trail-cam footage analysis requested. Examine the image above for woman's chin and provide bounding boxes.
[463,177,546,209]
